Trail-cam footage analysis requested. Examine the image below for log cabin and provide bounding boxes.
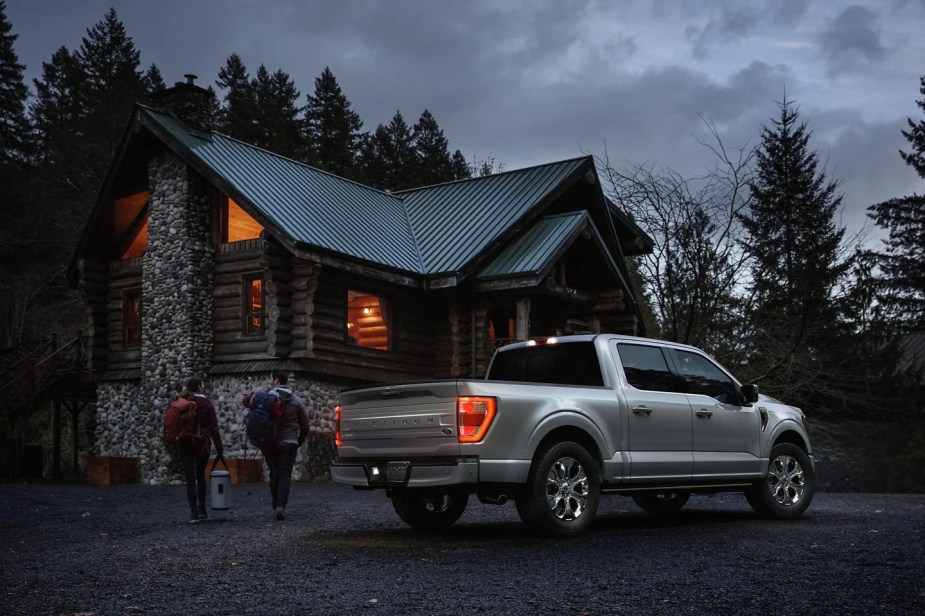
[68,76,653,483]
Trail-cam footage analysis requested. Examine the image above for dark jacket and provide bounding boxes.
[269,386,310,445]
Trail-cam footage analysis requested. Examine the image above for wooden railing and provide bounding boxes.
[0,333,91,413]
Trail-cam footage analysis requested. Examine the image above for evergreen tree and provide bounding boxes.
[450,149,471,181]
[304,67,364,177]
[901,76,925,178]
[250,65,302,159]
[0,0,29,164]
[215,53,257,143]
[359,125,391,190]
[741,98,849,408]
[868,75,925,330]
[76,8,146,166]
[143,63,165,94]
[412,109,453,185]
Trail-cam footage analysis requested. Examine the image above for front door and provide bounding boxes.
[670,349,761,479]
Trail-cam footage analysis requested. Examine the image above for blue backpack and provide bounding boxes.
[243,391,284,449]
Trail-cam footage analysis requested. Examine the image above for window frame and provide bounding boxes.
[242,273,265,336]
[615,342,680,393]
[344,288,393,352]
[666,348,743,403]
[122,288,142,347]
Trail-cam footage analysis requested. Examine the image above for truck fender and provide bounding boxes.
[524,410,609,465]
[764,419,812,458]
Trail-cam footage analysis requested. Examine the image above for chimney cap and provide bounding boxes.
[184,73,198,85]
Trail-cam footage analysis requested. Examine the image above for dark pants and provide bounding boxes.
[263,443,298,509]
[180,446,209,515]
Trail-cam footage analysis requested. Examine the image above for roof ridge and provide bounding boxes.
[137,105,405,205]
[394,154,593,195]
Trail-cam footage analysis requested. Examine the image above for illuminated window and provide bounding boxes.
[115,191,149,259]
[123,289,141,346]
[346,290,390,351]
[224,197,264,242]
[243,275,264,335]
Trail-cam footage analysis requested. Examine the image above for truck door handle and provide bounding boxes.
[696,409,714,418]
[632,406,652,415]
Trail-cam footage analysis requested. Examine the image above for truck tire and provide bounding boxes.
[632,491,690,515]
[391,488,469,530]
[745,443,815,519]
[516,441,601,537]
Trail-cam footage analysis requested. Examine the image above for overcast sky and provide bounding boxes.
[8,0,925,239]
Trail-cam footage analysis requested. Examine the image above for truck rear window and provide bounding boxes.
[487,342,604,387]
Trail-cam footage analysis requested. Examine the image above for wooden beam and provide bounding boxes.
[516,297,530,340]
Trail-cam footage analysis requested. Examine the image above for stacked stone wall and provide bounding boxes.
[94,373,341,483]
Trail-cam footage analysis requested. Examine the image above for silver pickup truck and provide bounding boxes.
[330,334,814,536]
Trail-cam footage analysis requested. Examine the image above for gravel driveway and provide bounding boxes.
[1,482,922,615]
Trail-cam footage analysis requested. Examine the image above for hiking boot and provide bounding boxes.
[274,506,286,521]
[189,515,200,524]
[197,506,208,520]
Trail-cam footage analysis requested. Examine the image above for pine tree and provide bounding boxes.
[868,75,925,330]
[0,0,29,164]
[741,98,849,408]
[76,8,146,164]
[901,76,925,178]
[304,67,364,177]
[143,63,165,94]
[450,149,471,181]
[359,125,391,190]
[251,65,302,159]
[412,109,452,186]
[215,53,257,143]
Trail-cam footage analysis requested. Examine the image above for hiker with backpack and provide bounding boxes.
[164,376,224,523]
[243,371,309,521]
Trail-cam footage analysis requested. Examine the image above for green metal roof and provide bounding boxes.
[141,107,423,273]
[398,157,589,275]
[478,211,589,280]
[138,107,609,281]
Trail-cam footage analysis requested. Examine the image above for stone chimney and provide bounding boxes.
[150,73,215,133]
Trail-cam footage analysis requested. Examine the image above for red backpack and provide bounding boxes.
[163,398,200,443]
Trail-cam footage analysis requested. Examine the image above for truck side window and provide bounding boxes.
[617,344,675,392]
[673,350,738,402]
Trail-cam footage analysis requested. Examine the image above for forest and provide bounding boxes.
[0,6,922,489]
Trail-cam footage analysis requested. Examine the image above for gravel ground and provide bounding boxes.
[1,481,923,616]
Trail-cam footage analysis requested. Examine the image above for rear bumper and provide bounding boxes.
[330,459,479,488]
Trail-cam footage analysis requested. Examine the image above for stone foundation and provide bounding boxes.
[94,373,343,484]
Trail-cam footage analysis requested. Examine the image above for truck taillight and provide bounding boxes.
[457,396,497,443]
[335,405,342,447]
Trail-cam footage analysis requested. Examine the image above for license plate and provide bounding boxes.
[386,461,410,482]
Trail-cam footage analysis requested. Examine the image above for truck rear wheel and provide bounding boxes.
[391,488,469,530]
[516,441,601,537]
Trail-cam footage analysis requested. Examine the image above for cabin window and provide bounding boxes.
[115,191,149,259]
[346,290,390,351]
[243,275,264,335]
[224,197,264,243]
[123,288,141,346]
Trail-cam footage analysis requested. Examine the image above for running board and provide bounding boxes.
[602,482,752,494]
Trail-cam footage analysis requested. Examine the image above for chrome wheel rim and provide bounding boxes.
[545,456,589,520]
[767,454,805,506]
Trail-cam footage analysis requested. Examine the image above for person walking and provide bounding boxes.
[262,371,309,521]
[176,376,224,523]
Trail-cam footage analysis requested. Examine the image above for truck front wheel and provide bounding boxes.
[391,488,469,530]
[516,441,601,537]
[745,443,815,519]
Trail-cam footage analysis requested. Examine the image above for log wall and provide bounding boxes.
[105,259,142,370]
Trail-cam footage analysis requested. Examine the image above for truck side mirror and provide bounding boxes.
[741,384,759,404]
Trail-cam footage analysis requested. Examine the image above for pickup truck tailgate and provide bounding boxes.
[337,381,460,458]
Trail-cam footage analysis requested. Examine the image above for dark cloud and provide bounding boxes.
[4,0,920,242]
[687,3,764,59]
[818,5,888,76]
